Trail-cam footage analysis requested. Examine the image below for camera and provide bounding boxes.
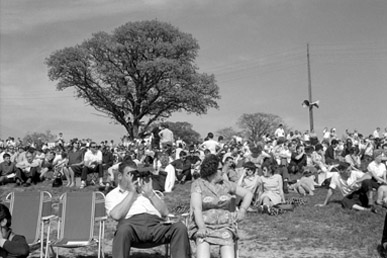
[131,170,152,183]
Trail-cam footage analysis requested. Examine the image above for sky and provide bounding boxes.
[1,0,386,143]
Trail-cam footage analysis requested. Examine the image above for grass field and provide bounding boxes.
[0,178,385,258]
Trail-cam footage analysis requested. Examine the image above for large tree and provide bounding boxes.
[46,20,220,139]
[237,113,285,144]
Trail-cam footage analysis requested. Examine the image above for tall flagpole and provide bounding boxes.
[307,44,314,132]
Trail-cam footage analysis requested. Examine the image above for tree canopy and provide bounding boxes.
[23,130,56,148]
[237,113,285,144]
[46,20,220,139]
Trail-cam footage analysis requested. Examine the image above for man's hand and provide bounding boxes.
[122,173,136,192]
[140,178,154,199]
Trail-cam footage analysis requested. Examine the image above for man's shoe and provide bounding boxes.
[15,180,21,186]
[23,182,31,187]
[99,182,105,187]
[80,182,86,189]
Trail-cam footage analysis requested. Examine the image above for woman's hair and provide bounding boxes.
[200,154,219,178]
[0,203,12,227]
[315,144,323,152]
[349,146,359,155]
[261,163,276,175]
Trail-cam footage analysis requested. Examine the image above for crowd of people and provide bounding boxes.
[1,124,387,257]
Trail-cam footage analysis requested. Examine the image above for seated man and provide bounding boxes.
[324,139,340,165]
[288,144,307,174]
[0,153,18,185]
[222,156,239,182]
[15,151,39,187]
[80,142,104,188]
[39,151,56,181]
[105,161,190,258]
[171,151,192,184]
[316,162,376,212]
[0,204,30,258]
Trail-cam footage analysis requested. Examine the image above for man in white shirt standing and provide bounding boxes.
[274,124,285,141]
[158,124,174,151]
[105,161,190,258]
[80,142,104,188]
[200,132,220,154]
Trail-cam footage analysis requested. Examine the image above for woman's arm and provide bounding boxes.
[191,192,207,237]
[237,169,246,186]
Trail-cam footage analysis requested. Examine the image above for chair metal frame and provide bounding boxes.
[5,191,54,258]
[46,191,106,258]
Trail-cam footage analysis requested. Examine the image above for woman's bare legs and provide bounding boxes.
[196,240,211,258]
[221,245,235,258]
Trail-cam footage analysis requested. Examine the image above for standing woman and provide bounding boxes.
[257,163,286,214]
[0,204,29,258]
[189,154,253,258]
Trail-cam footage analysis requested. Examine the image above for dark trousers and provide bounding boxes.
[277,166,289,181]
[382,213,387,245]
[81,164,103,181]
[176,169,192,181]
[342,179,376,209]
[112,213,191,258]
[16,167,38,183]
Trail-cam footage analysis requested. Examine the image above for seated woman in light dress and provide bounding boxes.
[189,154,253,258]
[344,146,361,170]
[256,163,285,214]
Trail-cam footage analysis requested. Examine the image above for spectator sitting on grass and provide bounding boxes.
[256,163,286,214]
[288,144,306,174]
[0,153,18,185]
[38,151,56,181]
[80,142,104,188]
[11,146,26,164]
[63,140,84,187]
[237,161,260,198]
[315,162,377,212]
[289,169,316,196]
[222,156,239,182]
[171,151,191,184]
[324,139,339,165]
[157,153,175,193]
[344,146,361,170]
[15,151,39,187]
[365,153,387,205]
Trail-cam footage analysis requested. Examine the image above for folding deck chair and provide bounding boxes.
[47,191,106,258]
[5,191,54,258]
